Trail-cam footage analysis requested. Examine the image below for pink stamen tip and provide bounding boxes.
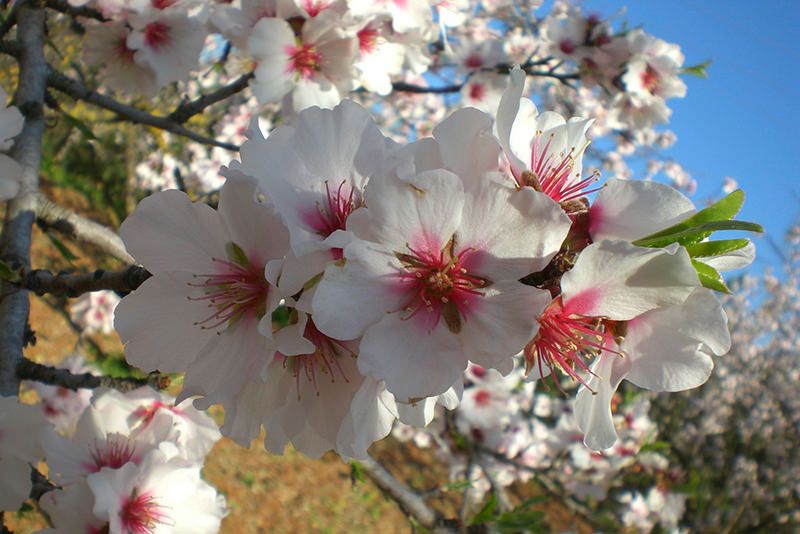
[120,489,169,534]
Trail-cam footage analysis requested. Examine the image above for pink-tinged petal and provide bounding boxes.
[432,107,501,192]
[312,239,405,340]
[574,351,630,450]
[458,182,570,279]
[363,168,465,251]
[248,18,296,104]
[115,272,215,373]
[459,281,550,370]
[120,189,228,274]
[495,66,529,175]
[217,174,288,266]
[589,178,696,242]
[358,313,466,401]
[561,240,699,321]
[624,289,728,392]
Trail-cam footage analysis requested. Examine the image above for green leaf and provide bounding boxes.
[639,440,671,453]
[470,493,498,525]
[59,110,97,140]
[684,239,750,258]
[633,220,764,248]
[349,460,365,485]
[634,190,745,244]
[46,232,79,263]
[683,59,712,78]
[692,260,730,294]
[445,479,473,491]
[0,260,20,283]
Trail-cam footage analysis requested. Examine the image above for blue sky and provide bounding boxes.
[580,0,800,267]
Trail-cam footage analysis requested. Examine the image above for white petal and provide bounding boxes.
[700,240,755,272]
[561,241,699,320]
[574,351,629,450]
[589,178,696,242]
[495,66,529,175]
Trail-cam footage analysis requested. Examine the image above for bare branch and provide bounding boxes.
[35,193,134,264]
[0,1,20,39]
[29,467,58,501]
[17,358,170,391]
[169,72,254,124]
[17,265,150,297]
[0,1,47,397]
[359,455,456,532]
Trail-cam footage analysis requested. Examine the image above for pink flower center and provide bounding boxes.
[115,37,136,64]
[464,54,484,69]
[474,389,491,407]
[300,0,331,17]
[143,21,172,50]
[395,237,489,333]
[280,317,352,399]
[524,296,618,390]
[132,401,182,428]
[285,43,322,79]
[151,0,177,9]
[84,434,137,472]
[641,65,660,94]
[188,255,268,333]
[358,27,381,55]
[120,489,168,534]
[559,39,576,55]
[514,132,599,204]
[468,83,486,101]
[303,181,362,259]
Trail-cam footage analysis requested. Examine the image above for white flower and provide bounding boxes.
[115,176,289,425]
[313,109,570,401]
[39,480,108,534]
[248,12,358,112]
[0,397,51,511]
[27,354,94,434]
[496,66,597,203]
[622,29,686,102]
[70,290,121,335]
[83,21,160,97]
[87,443,226,534]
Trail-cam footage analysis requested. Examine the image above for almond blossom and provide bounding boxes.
[0,86,23,201]
[313,109,571,401]
[115,176,289,421]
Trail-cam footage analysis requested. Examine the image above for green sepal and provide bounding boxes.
[226,241,249,267]
[682,59,711,78]
[684,239,750,258]
[692,260,731,294]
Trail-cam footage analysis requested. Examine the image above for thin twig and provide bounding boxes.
[17,358,169,391]
[0,1,47,397]
[169,72,254,124]
[17,265,150,297]
[359,455,456,532]
[36,192,134,264]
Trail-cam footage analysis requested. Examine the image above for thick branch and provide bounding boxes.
[36,193,134,264]
[18,265,150,297]
[17,358,169,391]
[359,456,455,532]
[170,72,254,124]
[0,1,47,396]
[44,0,105,21]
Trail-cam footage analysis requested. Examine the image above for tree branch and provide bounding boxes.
[17,358,169,391]
[359,455,456,532]
[35,193,134,264]
[0,40,238,151]
[169,72,254,124]
[17,265,150,297]
[44,0,105,21]
[0,0,47,397]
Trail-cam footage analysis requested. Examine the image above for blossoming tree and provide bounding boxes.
[0,0,770,532]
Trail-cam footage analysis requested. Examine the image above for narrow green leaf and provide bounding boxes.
[59,110,97,140]
[692,260,731,294]
[685,239,750,258]
[634,220,764,248]
[349,460,365,485]
[639,440,671,453]
[634,190,745,244]
[445,479,473,491]
[470,493,498,525]
[46,232,79,262]
[682,59,712,78]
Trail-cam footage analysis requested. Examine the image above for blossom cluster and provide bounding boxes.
[114,66,756,462]
[0,383,227,532]
[393,362,687,531]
